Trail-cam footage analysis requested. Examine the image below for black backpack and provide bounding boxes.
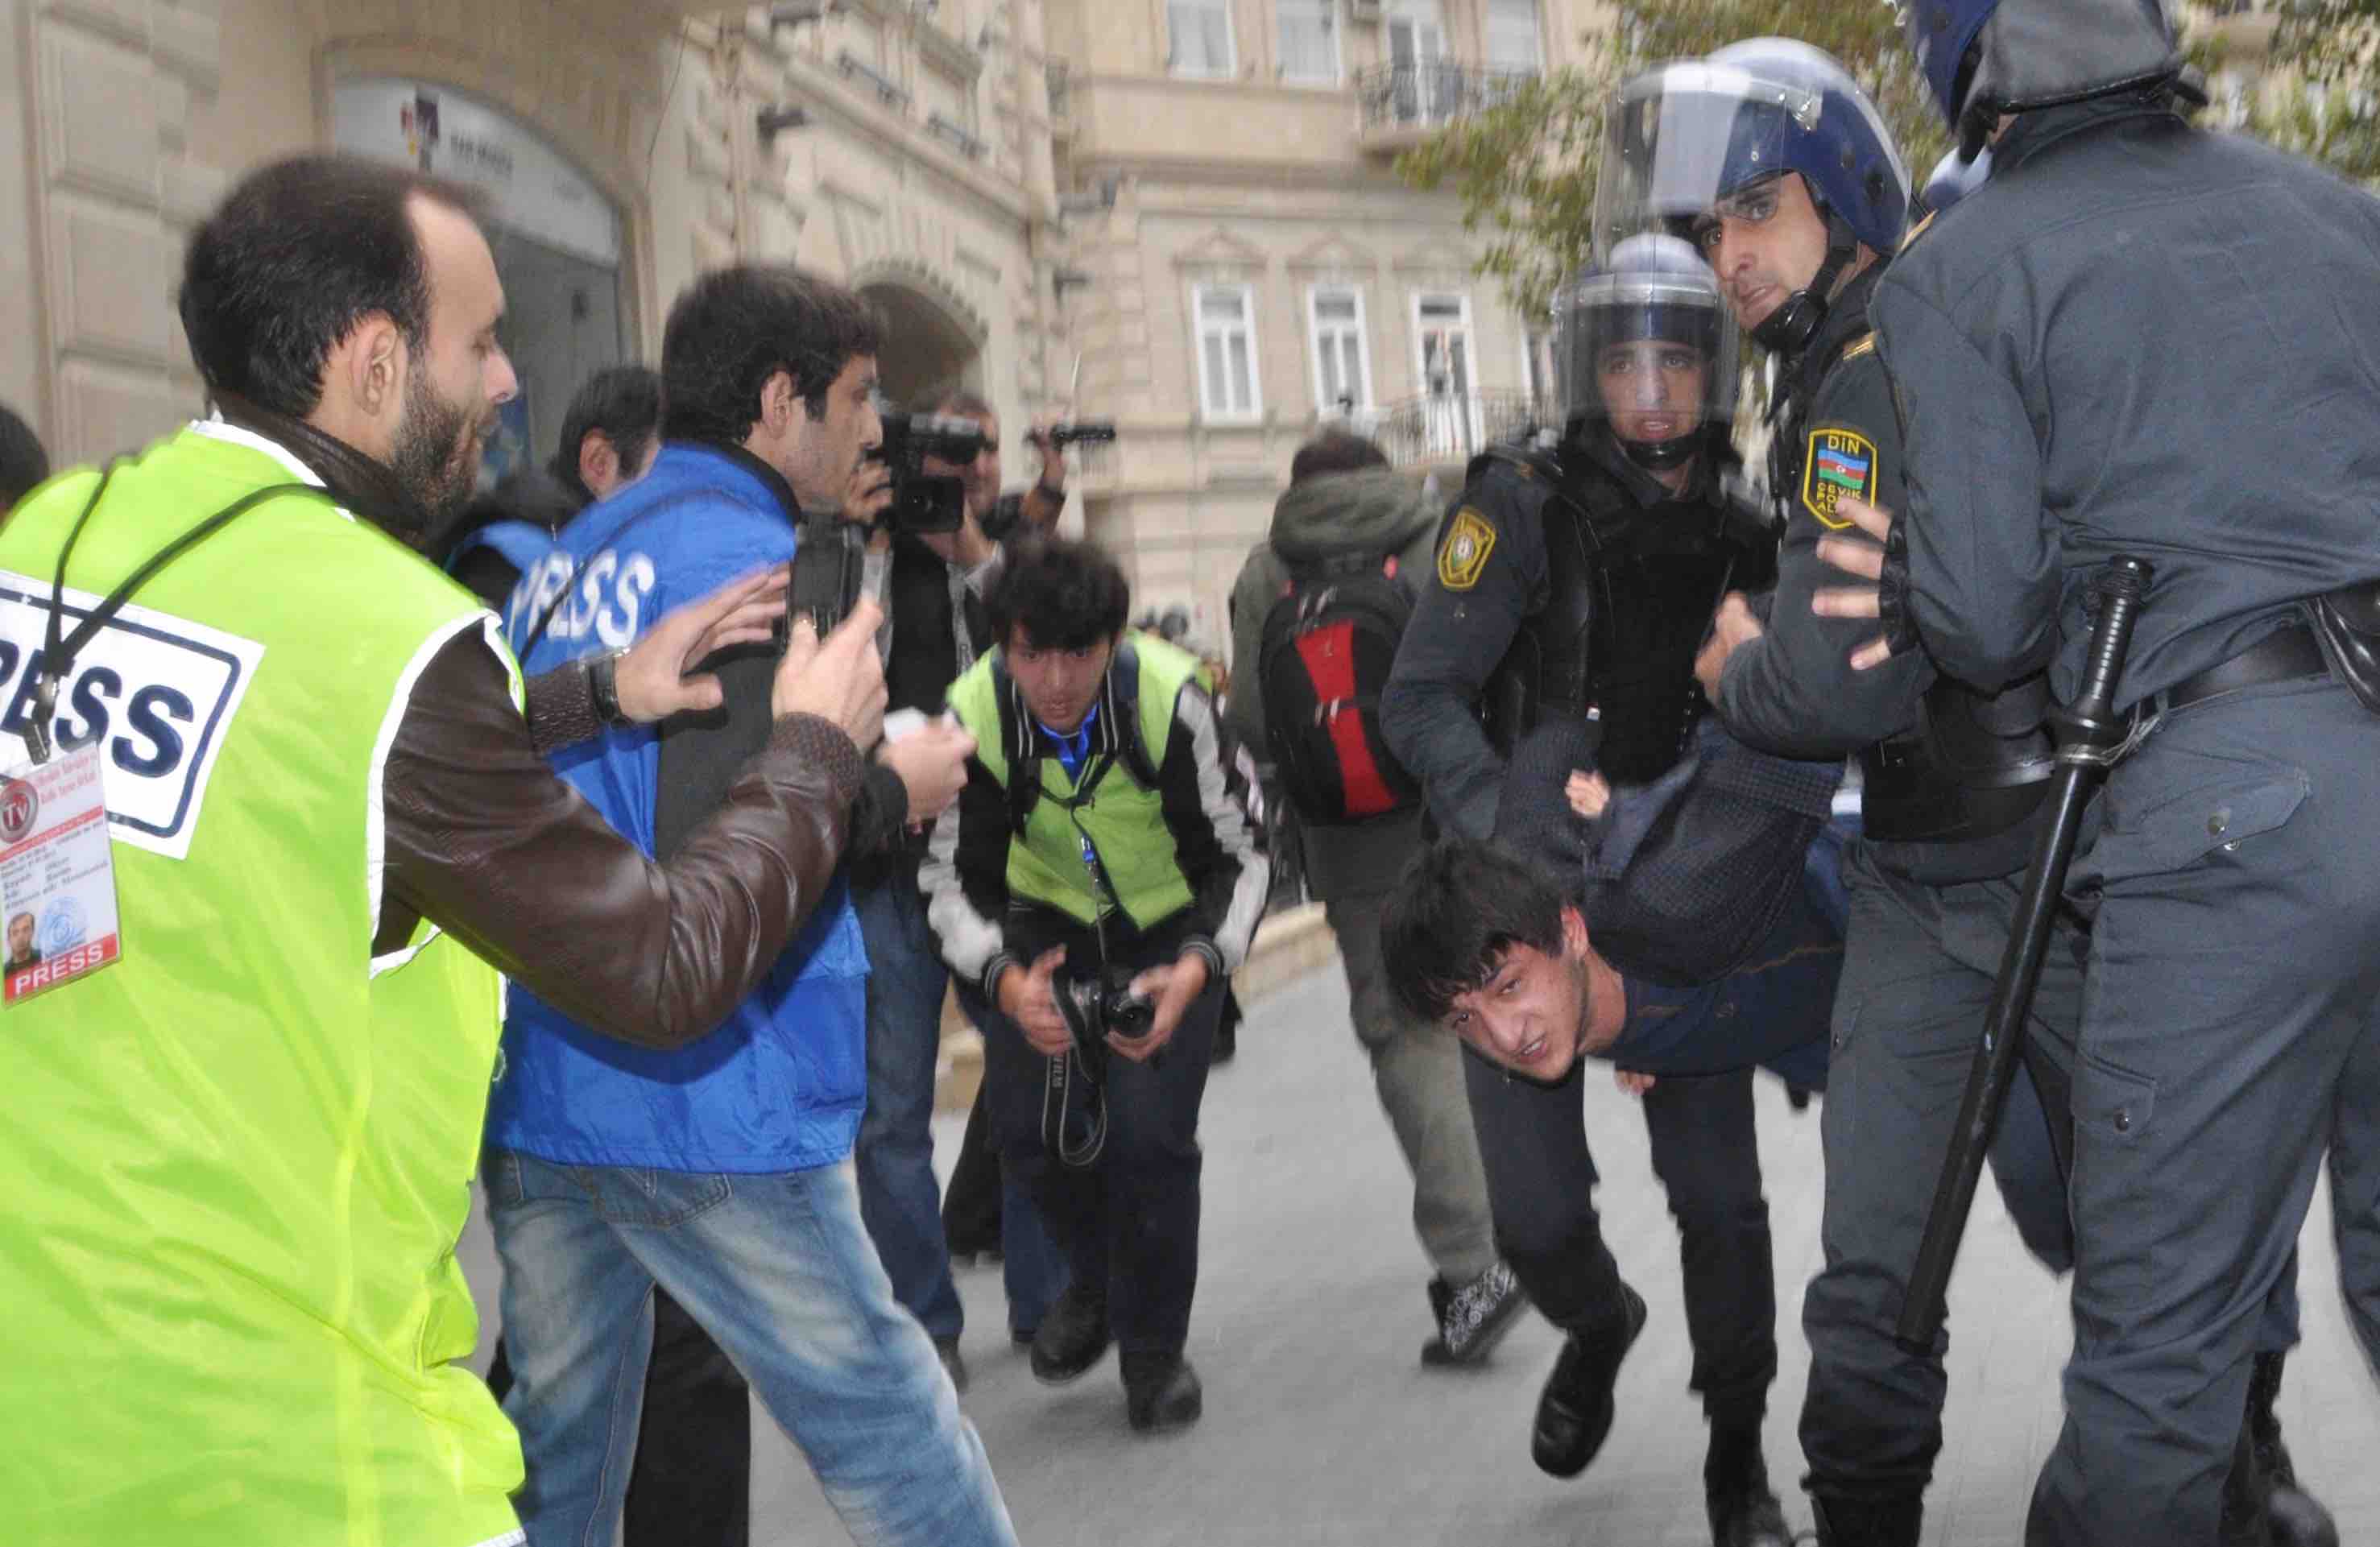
[1256,552,1422,825]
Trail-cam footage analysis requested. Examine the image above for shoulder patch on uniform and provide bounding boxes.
[1840,333,1877,362]
[1899,209,1938,254]
[1437,507,1497,592]
[1800,428,1877,532]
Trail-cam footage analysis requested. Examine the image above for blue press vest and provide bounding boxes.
[445,517,556,582]
[485,443,869,1173]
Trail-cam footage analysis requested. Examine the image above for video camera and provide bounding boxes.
[867,412,991,535]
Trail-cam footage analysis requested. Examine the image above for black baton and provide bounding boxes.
[1896,556,2154,1350]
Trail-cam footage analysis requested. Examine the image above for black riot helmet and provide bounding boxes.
[1553,233,1741,475]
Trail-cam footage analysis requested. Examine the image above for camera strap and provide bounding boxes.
[25,462,328,764]
[1040,1048,1107,1169]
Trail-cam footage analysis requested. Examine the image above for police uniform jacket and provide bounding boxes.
[1873,94,2380,707]
[1380,430,1773,844]
[1716,263,2050,883]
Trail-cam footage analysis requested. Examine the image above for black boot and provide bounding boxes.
[1029,1280,1111,1385]
[1808,1493,1923,1547]
[2248,1351,2340,1547]
[1530,1282,1646,1478]
[1703,1421,1790,1547]
[1121,1351,1203,1433]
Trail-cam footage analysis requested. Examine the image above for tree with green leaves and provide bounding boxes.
[1395,2,1951,323]
[2250,0,2380,182]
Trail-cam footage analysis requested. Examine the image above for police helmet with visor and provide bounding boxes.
[1592,41,1908,355]
[1554,232,1739,474]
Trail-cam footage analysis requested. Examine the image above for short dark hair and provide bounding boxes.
[179,154,481,420]
[0,404,48,510]
[660,267,883,445]
[988,537,1131,652]
[1290,429,1389,486]
[1380,838,1573,1022]
[931,389,997,424]
[550,366,664,501]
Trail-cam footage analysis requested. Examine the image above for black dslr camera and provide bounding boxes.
[1053,965,1157,1069]
[867,412,990,535]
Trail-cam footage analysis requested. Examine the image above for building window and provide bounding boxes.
[1279,0,1339,85]
[1484,0,1541,74]
[1194,283,1263,420]
[1169,0,1236,77]
[1309,286,1371,412]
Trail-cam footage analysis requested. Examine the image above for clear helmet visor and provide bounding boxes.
[1553,254,1741,454]
[1591,63,1826,263]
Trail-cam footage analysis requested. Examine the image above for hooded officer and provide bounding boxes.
[1381,238,1803,1547]
[1808,1,2380,1541]
[1620,35,2327,1547]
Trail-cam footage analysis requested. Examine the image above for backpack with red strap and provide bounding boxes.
[1256,550,1422,825]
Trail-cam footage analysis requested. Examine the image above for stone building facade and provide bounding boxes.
[0,0,1069,501]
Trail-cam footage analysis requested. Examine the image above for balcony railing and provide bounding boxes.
[1356,63,1537,136]
[1372,391,1554,469]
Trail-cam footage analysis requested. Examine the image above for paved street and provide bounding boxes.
[460,962,2380,1545]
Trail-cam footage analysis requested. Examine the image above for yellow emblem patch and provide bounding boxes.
[1437,507,1497,591]
[1801,428,1878,532]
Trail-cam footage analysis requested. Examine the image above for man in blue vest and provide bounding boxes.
[490,265,1012,1547]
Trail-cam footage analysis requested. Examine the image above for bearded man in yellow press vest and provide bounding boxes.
[0,155,907,1546]
[921,537,1269,1434]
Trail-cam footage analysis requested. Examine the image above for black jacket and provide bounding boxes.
[1874,96,2380,709]
[1380,430,1769,842]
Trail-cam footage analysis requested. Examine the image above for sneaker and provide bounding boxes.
[1530,1282,1646,1479]
[1420,1260,1528,1367]
[933,1336,969,1395]
[1122,1351,1203,1433]
[1029,1280,1111,1385]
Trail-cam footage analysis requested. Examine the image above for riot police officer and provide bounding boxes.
[1803,2,2380,1542]
[1381,236,1798,1547]
[1624,38,2328,1546]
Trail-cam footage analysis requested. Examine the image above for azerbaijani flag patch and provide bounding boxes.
[1801,428,1877,530]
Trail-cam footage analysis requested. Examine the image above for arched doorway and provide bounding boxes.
[859,279,983,414]
[330,78,628,489]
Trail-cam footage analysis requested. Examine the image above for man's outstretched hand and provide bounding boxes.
[1811,495,1899,672]
[613,566,792,723]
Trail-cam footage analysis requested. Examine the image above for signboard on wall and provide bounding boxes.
[329,78,622,269]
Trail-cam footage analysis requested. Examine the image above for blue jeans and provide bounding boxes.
[486,1149,1015,1547]
[854,867,964,1342]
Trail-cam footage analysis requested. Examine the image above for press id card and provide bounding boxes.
[0,743,123,1003]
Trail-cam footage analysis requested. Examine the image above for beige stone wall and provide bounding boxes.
[0,0,693,467]
[1045,0,1615,655]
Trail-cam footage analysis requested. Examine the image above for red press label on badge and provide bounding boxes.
[0,742,125,1004]
[6,932,120,1003]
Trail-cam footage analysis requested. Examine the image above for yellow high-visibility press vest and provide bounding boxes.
[0,422,525,1547]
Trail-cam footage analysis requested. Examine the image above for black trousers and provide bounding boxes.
[979,917,1221,1359]
[1467,1051,1778,1424]
[487,1286,750,1547]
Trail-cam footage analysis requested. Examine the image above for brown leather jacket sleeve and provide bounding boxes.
[379,631,864,1050]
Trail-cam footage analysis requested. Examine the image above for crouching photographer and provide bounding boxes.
[921,538,1267,1433]
[834,393,1093,1384]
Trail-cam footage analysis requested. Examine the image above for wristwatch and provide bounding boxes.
[586,647,634,728]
